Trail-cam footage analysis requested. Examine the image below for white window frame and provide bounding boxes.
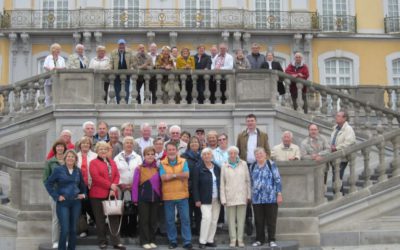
[323,58,353,85]
[111,0,140,27]
[318,50,359,86]
[384,0,400,16]
[183,0,213,28]
[386,52,400,85]
[317,0,355,15]
[40,0,71,28]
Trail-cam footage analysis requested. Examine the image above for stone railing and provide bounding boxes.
[384,16,400,34]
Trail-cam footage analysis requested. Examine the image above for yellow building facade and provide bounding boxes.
[0,0,399,86]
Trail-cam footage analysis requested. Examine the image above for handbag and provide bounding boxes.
[121,191,137,215]
[77,214,89,234]
[102,195,124,236]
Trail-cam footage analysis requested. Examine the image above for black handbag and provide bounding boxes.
[121,191,137,215]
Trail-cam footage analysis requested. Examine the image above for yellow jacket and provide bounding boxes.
[176,56,195,70]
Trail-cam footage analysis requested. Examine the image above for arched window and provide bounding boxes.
[324,58,353,85]
[184,0,212,28]
[112,0,140,27]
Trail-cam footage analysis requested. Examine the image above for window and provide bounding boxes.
[324,58,353,85]
[42,0,69,28]
[112,0,139,27]
[184,0,212,28]
[255,0,282,29]
[393,59,400,85]
[387,0,400,32]
[321,0,349,31]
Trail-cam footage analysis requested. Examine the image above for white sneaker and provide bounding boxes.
[52,242,58,249]
[143,244,152,249]
[79,232,87,238]
[269,241,278,247]
[150,243,157,248]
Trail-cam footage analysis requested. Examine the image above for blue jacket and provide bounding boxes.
[45,165,87,202]
[193,160,220,204]
[250,160,281,204]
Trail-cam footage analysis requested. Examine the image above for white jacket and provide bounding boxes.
[330,121,356,151]
[211,53,234,70]
[77,150,97,187]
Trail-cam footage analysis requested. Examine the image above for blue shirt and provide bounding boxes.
[45,165,87,202]
[159,158,189,176]
[251,160,282,204]
[213,147,229,167]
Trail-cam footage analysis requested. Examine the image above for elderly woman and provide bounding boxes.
[132,146,162,249]
[89,45,111,103]
[176,48,195,103]
[155,46,176,103]
[114,136,143,238]
[193,148,221,249]
[220,146,251,247]
[43,43,66,106]
[250,147,283,248]
[67,43,89,69]
[234,49,251,70]
[107,127,123,159]
[213,133,229,167]
[89,141,126,250]
[120,122,142,155]
[181,136,202,236]
[42,139,67,249]
[45,150,86,250]
[154,137,167,165]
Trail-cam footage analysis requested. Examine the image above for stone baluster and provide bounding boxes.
[307,86,317,114]
[319,90,328,115]
[387,88,394,110]
[27,82,36,111]
[331,94,338,116]
[340,97,347,111]
[192,74,198,104]
[215,74,222,104]
[22,87,28,113]
[377,140,388,182]
[120,74,127,104]
[204,74,211,104]
[362,147,372,188]
[37,79,46,109]
[333,158,343,200]
[364,105,372,135]
[386,113,394,129]
[144,74,151,104]
[156,74,163,104]
[376,110,384,134]
[392,136,400,177]
[353,102,360,130]
[396,88,400,112]
[224,75,231,103]
[180,74,188,104]
[130,74,138,104]
[284,79,292,108]
[296,82,304,113]
[107,74,116,104]
[347,153,357,194]
[168,74,175,104]
[1,90,10,117]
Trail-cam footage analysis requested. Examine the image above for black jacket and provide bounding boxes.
[193,160,221,204]
[181,150,201,194]
[194,53,212,70]
[261,61,285,95]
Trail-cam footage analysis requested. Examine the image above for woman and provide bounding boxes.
[132,146,162,249]
[212,133,229,167]
[77,136,98,238]
[206,131,218,150]
[250,147,283,248]
[108,127,123,159]
[155,46,176,103]
[176,48,195,103]
[180,131,191,145]
[120,122,142,156]
[193,148,221,249]
[181,136,202,236]
[89,141,126,250]
[45,150,86,250]
[89,45,111,103]
[42,139,67,249]
[234,49,251,70]
[43,43,66,106]
[220,146,251,247]
[153,137,167,166]
[114,136,143,238]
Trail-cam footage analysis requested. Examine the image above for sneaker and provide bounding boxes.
[79,232,87,238]
[252,241,262,247]
[52,243,58,249]
[168,243,178,249]
[269,241,278,247]
[205,242,217,247]
[183,243,193,250]
[113,244,126,250]
[238,241,245,248]
[199,244,206,249]
[143,244,152,249]
[229,241,236,248]
[150,243,157,248]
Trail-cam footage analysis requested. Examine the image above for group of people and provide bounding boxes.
[43,40,309,108]
[42,111,355,250]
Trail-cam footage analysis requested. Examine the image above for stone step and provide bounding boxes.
[321,230,400,246]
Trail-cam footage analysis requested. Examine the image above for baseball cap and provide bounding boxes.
[117,39,126,44]
[196,128,205,133]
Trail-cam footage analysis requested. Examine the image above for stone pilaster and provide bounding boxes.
[83,31,92,54]
[147,31,155,45]
[304,33,313,80]
[169,31,178,48]
[20,33,30,66]
[293,33,303,54]
[242,32,251,55]
[94,31,103,47]
[221,31,229,43]
[233,31,242,52]
[9,33,18,66]
[72,32,81,46]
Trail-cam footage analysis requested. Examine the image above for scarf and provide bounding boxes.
[228,157,240,169]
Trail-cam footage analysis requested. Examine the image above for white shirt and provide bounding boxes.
[89,56,111,70]
[135,137,154,155]
[148,52,158,66]
[43,54,66,86]
[246,129,258,163]
[209,167,218,199]
[211,53,234,70]
[266,60,273,69]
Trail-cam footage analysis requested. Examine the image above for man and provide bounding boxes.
[195,128,207,149]
[300,124,330,161]
[148,43,158,66]
[46,129,75,159]
[209,45,218,62]
[236,113,270,236]
[285,52,310,113]
[132,44,154,103]
[110,39,134,104]
[135,123,154,156]
[246,43,265,69]
[261,52,285,96]
[271,131,301,161]
[159,142,192,250]
[75,121,96,151]
[170,47,179,68]
[211,43,233,104]
[67,44,89,69]
[157,122,170,141]
[330,111,356,185]
[165,125,188,155]
[93,121,110,145]
[194,45,212,104]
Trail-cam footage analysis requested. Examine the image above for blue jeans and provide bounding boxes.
[164,199,192,245]
[56,199,82,250]
[114,76,130,104]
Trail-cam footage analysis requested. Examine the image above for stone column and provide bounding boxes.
[242,32,251,55]
[72,32,81,46]
[304,33,313,80]
[293,33,303,54]
[20,33,30,66]
[94,32,102,46]
[169,31,178,48]
[233,31,242,52]
[83,31,92,54]
[9,33,18,83]
[221,31,229,43]
[147,31,155,45]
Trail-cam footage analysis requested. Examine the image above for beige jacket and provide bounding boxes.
[271,143,301,161]
[67,53,89,69]
[330,121,356,151]
[220,159,251,206]
[109,48,135,70]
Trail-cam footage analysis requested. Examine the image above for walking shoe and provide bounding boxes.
[143,244,152,249]
[269,241,278,247]
[206,242,217,247]
[238,241,245,248]
[252,241,262,247]
[52,243,58,249]
[150,243,157,248]
[183,243,193,250]
[79,232,87,238]
[168,243,178,249]
[229,241,236,248]
[113,244,126,250]
[199,243,206,249]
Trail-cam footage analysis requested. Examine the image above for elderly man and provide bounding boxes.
[110,39,134,104]
[46,129,75,159]
[285,52,310,113]
[165,125,188,155]
[132,44,154,104]
[211,43,233,104]
[157,122,170,141]
[93,121,110,145]
[301,124,330,161]
[148,43,158,66]
[194,45,212,104]
[209,45,218,62]
[67,44,89,69]
[247,43,265,69]
[160,142,192,250]
[330,111,356,186]
[135,123,154,156]
[75,121,96,151]
[272,131,301,161]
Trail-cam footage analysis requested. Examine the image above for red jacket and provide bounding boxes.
[46,142,75,160]
[285,63,309,96]
[89,157,120,199]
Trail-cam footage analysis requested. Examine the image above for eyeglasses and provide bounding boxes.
[159,127,166,129]
[171,132,180,135]
[218,138,227,141]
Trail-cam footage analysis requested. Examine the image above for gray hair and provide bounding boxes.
[75,44,84,51]
[140,122,152,131]
[201,147,213,157]
[282,131,293,139]
[294,52,303,58]
[169,125,181,134]
[227,146,239,155]
[109,126,120,136]
[254,147,267,155]
[122,136,134,145]
[157,121,168,129]
[82,121,95,131]
[96,45,106,52]
[60,129,72,136]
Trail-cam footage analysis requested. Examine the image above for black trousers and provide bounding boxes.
[209,78,227,104]
[253,203,278,244]
[189,196,201,235]
[120,213,137,237]
[138,201,159,245]
[136,75,157,104]
[90,198,121,245]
